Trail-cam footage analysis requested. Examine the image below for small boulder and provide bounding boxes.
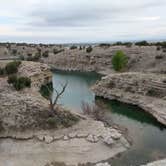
[36,135,45,141]
[104,136,114,145]
[68,132,77,138]
[96,162,111,166]
[53,135,64,140]
[44,135,54,144]
[77,133,88,138]
[111,132,122,140]
[86,134,99,143]
[63,135,69,141]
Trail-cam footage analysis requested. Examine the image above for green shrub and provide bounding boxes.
[156,46,161,51]
[70,45,77,50]
[19,55,25,60]
[86,46,93,53]
[18,77,31,87]
[113,41,123,45]
[42,51,49,57]
[163,49,166,53]
[112,51,128,71]
[33,52,41,61]
[155,41,166,48]
[112,42,132,47]
[147,88,161,97]
[12,49,17,56]
[124,42,132,47]
[40,82,53,99]
[0,67,5,75]
[135,41,149,46]
[99,43,111,47]
[155,54,164,59]
[46,117,58,128]
[8,75,31,90]
[7,75,17,84]
[5,61,21,75]
[27,56,34,61]
[46,111,79,129]
[0,121,4,132]
[53,49,64,54]
[27,53,32,57]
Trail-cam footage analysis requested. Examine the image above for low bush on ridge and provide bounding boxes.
[5,60,21,75]
[86,46,93,53]
[0,61,21,76]
[112,50,128,71]
[8,75,31,90]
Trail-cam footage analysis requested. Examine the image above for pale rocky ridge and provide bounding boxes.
[0,44,166,74]
[92,72,166,125]
[44,45,166,74]
[0,61,52,132]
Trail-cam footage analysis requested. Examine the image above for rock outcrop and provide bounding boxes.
[18,61,52,88]
[0,61,53,132]
[92,72,166,125]
[1,119,129,166]
[142,159,166,166]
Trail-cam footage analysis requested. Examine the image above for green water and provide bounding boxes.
[52,70,101,111]
[52,70,166,166]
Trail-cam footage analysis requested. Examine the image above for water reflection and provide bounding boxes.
[95,97,166,130]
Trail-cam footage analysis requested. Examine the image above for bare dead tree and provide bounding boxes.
[81,101,105,121]
[43,81,68,114]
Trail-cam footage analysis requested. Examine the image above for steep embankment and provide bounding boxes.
[92,72,166,126]
[0,61,53,133]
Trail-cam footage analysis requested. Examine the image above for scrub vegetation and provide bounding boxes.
[112,50,128,71]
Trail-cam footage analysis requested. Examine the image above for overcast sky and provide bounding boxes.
[0,0,166,43]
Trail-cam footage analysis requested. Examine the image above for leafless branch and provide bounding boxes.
[53,81,68,106]
[81,101,105,121]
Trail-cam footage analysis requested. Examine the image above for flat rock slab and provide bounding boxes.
[0,119,129,166]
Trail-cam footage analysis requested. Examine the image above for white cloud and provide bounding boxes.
[0,0,165,43]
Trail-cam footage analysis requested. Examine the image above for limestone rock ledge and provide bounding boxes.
[18,61,52,88]
[92,72,166,126]
[142,159,166,166]
[0,119,130,166]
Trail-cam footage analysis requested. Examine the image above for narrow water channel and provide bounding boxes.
[52,70,166,166]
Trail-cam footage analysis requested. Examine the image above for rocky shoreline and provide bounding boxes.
[92,72,166,126]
